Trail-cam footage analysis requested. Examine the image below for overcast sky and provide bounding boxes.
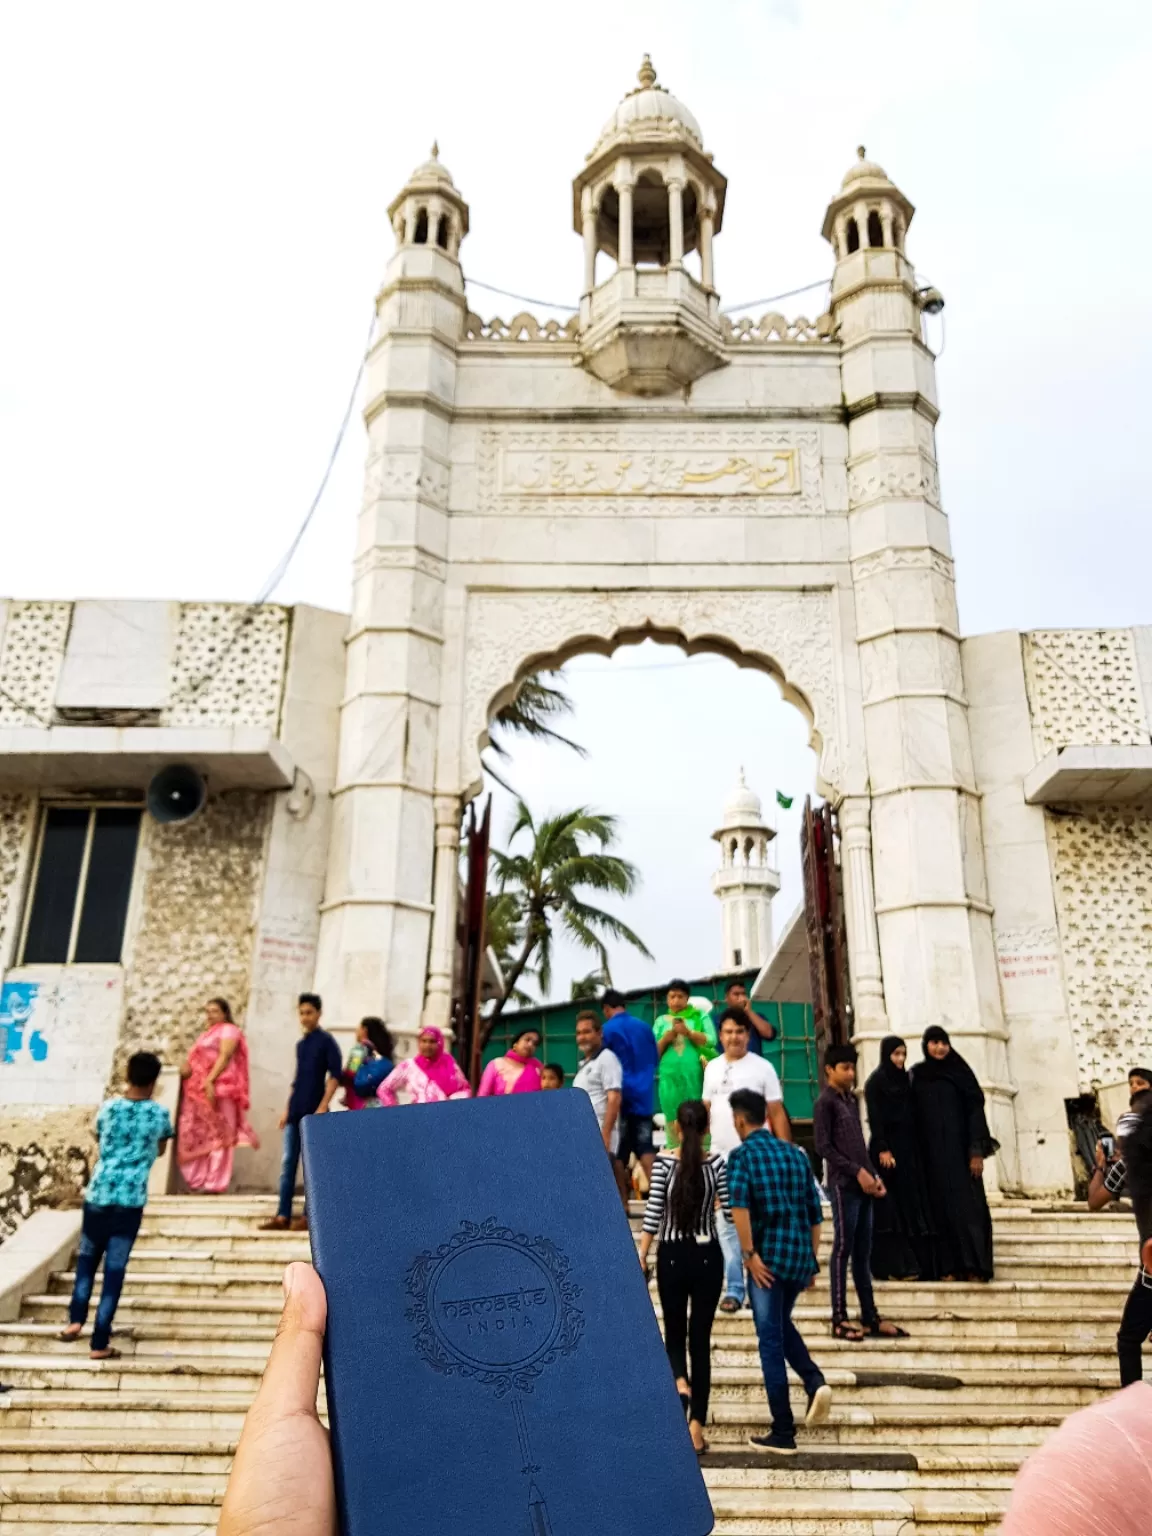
[2,2,1149,999]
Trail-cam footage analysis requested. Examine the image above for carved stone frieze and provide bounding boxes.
[361,452,451,510]
[353,547,448,583]
[1024,629,1148,754]
[847,453,940,508]
[0,793,33,966]
[463,311,580,343]
[476,426,823,518]
[852,547,954,582]
[461,588,838,788]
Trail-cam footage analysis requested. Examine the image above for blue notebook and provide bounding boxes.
[301,1090,714,1536]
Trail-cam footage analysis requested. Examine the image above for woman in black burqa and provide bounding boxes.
[911,1026,998,1281]
[864,1036,938,1280]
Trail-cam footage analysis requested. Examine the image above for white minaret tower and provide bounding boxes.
[711,771,781,971]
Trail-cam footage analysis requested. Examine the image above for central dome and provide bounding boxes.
[593,55,703,152]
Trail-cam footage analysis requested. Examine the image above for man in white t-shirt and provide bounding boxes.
[703,1008,792,1310]
[572,1011,623,1155]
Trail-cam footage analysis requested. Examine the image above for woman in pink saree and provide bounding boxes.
[377,1026,472,1106]
[477,1027,544,1096]
[177,998,259,1192]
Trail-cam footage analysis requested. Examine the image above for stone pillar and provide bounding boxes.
[581,188,598,295]
[668,179,684,267]
[617,183,634,269]
[314,226,464,1051]
[422,794,462,1033]
[837,795,888,1063]
[840,247,1020,1188]
[700,208,715,288]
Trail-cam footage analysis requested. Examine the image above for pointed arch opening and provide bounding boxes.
[867,210,884,248]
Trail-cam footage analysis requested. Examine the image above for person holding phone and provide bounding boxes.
[654,982,717,1148]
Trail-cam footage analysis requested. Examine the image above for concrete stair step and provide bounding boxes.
[708,1485,1006,1533]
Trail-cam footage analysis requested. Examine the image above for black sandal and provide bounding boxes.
[831,1320,865,1341]
[866,1318,910,1339]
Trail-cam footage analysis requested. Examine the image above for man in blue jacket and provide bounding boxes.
[601,989,659,1207]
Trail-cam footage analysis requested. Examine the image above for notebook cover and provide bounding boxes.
[301,1090,714,1536]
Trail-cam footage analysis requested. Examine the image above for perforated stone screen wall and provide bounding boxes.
[1049,804,1152,1088]
[1024,629,1149,755]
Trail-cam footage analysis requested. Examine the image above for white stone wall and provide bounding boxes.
[0,601,345,1225]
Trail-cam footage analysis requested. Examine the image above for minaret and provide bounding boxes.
[313,146,468,1047]
[826,148,1018,1181]
[711,772,780,971]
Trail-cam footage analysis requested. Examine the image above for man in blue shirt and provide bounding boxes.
[260,993,341,1232]
[59,1051,173,1359]
[601,989,658,1207]
[721,978,776,1057]
[727,1087,831,1454]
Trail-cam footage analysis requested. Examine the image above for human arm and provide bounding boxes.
[1088,1147,1126,1211]
[376,1062,405,1107]
[748,1008,776,1043]
[730,1204,773,1290]
[155,1107,175,1159]
[654,1018,679,1057]
[203,1033,240,1106]
[760,1065,792,1142]
[863,1076,895,1168]
[477,1061,500,1096]
[313,1036,343,1115]
[601,1089,622,1151]
[639,1157,669,1269]
[683,1013,717,1053]
[814,1093,878,1192]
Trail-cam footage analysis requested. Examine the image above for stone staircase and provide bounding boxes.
[0,1196,1139,1533]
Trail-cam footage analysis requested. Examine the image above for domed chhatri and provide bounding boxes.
[821,143,914,262]
[573,55,728,396]
[387,141,470,258]
[721,768,767,829]
[592,53,705,153]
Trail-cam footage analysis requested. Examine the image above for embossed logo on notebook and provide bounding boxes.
[405,1216,584,1393]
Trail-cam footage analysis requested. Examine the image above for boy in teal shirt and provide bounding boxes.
[59,1051,172,1359]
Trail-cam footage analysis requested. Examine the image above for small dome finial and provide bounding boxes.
[638,53,657,88]
[431,140,440,160]
[856,144,866,160]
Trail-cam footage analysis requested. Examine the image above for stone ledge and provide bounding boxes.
[0,1211,81,1323]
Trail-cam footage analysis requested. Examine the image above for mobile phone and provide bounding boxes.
[1101,1132,1116,1160]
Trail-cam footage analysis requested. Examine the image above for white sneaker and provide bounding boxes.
[805,1382,833,1426]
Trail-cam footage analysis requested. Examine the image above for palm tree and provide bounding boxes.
[484,802,651,1042]
[569,967,611,1001]
[484,889,537,1007]
[485,672,586,793]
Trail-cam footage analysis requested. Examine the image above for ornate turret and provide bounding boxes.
[711,771,780,971]
[821,146,921,340]
[384,144,470,293]
[572,56,728,395]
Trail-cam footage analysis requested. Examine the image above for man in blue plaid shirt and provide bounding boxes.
[727,1088,832,1453]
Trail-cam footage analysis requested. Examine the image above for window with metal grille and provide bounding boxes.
[21,806,142,964]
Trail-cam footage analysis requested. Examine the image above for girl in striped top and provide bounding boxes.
[639,1100,731,1454]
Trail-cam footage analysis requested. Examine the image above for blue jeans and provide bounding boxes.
[69,1203,143,1350]
[716,1206,745,1304]
[748,1274,825,1441]
[829,1180,877,1326]
[277,1119,302,1221]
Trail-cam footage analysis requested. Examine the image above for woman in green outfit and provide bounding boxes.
[654,980,718,1147]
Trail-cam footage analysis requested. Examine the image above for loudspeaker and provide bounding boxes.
[146,763,207,824]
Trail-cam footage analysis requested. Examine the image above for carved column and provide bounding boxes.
[699,208,715,288]
[422,793,462,1034]
[837,795,888,1067]
[617,182,634,269]
[581,187,598,295]
[667,179,684,267]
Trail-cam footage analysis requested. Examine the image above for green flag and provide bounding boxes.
[776,790,793,810]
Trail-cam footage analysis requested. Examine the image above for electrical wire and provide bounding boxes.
[463,274,835,318]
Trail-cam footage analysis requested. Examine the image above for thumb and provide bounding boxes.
[255,1262,327,1420]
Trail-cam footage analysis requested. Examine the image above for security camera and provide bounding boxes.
[917,286,945,315]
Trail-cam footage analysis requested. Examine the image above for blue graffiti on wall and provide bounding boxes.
[0,981,48,1065]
